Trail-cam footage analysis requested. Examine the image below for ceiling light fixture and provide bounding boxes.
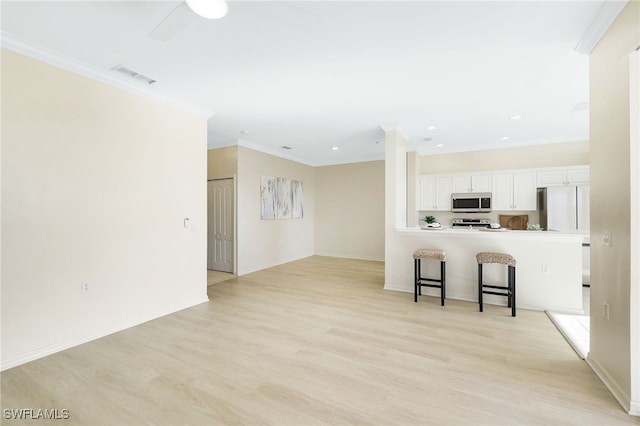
[332,146,340,151]
[186,0,228,19]
[510,115,523,120]
[427,126,437,131]
[436,144,444,148]
[501,136,511,141]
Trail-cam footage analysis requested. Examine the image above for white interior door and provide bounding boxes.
[207,178,234,272]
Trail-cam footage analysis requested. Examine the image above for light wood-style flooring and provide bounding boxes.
[207,269,235,285]
[2,256,638,425]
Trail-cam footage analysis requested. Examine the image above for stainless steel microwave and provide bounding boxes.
[451,192,492,213]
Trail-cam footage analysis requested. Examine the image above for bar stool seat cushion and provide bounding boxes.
[476,252,516,267]
[413,248,446,261]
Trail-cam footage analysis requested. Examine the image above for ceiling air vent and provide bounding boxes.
[111,65,157,85]
[281,146,292,150]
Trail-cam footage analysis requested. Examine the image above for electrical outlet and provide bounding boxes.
[603,231,612,247]
[81,282,89,294]
[541,264,550,274]
[603,302,610,320]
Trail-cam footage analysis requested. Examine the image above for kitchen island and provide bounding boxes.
[385,227,585,313]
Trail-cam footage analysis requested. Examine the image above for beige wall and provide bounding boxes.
[207,146,238,179]
[1,50,208,369]
[588,1,639,414]
[419,140,589,174]
[236,146,315,275]
[315,161,384,261]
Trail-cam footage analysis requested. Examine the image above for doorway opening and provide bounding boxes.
[207,178,235,284]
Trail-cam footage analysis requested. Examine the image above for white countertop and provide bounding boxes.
[397,226,586,242]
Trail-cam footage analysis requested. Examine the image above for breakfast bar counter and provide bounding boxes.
[384,227,585,313]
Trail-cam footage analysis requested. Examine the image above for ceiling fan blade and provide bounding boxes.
[149,2,196,42]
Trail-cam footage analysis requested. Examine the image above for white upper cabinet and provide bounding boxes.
[492,171,537,211]
[418,175,452,211]
[452,174,492,193]
[417,165,587,213]
[537,166,590,187]
[566,168,590,185]
[491,173,514,211]
[513,172,537,211]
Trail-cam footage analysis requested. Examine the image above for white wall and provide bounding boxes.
[588,0,639,415]
[1,49,208,370]
[630,48,640,418]
[315,161,384,261]
[384,130,408,288]
[236,146,315,275]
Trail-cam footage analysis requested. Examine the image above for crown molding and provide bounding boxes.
[575,0,628,55]
[1,32,215,119]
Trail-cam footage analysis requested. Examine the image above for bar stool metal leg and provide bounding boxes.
[440,261,446,306]
[414,259,418,302]
[510,265,516,317]
[478,264,483,312]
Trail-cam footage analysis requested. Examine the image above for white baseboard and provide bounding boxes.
[0,296,209,371]
[630,400,640,416]
[586,355,631,414]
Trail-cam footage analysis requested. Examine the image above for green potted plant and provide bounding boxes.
[424,215,436,224]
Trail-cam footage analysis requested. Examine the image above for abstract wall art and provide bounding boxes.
[261,176,304,220]
[260,176,276,220]
[291,180,304,219]
[276,177,292,219]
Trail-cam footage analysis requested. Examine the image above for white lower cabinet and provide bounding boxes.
[492,172,537,211]
[418,176,452,211]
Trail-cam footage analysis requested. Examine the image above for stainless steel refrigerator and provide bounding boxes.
[537,186,590,232]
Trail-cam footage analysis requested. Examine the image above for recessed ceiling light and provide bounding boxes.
[186,0,228,19]
[427,126,437,131]
[509,115,523,120]
[436,144,444,148]
[501,136,511,141]
[332,146,339,151]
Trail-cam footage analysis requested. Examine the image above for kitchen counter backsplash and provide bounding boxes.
[417,210,539,228]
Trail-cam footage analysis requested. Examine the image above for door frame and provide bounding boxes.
[207,176,237,275]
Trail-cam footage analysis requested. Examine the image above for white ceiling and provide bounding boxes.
[2,1,604,166]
